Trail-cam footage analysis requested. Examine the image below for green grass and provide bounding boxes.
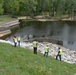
[0,15,12,22]
[0,42,76,75]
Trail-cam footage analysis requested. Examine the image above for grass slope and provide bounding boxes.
[0,15,12,22]
[0,42,76,75]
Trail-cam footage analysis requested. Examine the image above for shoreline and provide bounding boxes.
[0,16,76,38]
[0,39,76,65]
[20,18,76,22]
[0,19,20,38]
[18,16,76,21]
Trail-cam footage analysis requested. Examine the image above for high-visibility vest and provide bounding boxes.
[59,49,62,55]
[13,38,17,43]
[33,41,37,47]
[17,37,20,41]
[44,46,49,52]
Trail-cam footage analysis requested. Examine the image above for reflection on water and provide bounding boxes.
[10,21,76,50]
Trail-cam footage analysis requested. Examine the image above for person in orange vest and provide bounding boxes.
[56,47,62,61]
[33,40,37,54]
[13,36,17,47]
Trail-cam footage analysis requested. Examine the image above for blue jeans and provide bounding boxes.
[14,42,17,47]
[33,47,37,54]
[18,41,20,46]
[56,54,61,61]
[44,52,48,57]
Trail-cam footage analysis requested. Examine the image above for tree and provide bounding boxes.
[42,0,53,15]
[1,0,76,17]
[0,0,4,15]
[56,0,65,16]
[26,0,37,16]
[18,1,26,16]
[3,0,19,15]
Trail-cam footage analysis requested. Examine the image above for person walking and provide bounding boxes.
[17,36,21,46]
[33,40,37,54]
[56,47,62,61]
[44,45,49,57]
[13,36,17,47]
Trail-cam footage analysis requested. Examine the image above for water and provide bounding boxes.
[9,21,76,50]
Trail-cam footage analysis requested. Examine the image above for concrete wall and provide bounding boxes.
[0,19,20,38]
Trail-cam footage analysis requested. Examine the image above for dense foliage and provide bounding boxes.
[0,0,76,16]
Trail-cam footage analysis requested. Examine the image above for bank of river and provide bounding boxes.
[0,15,76,38]
[11,20,76,50]
[0,19,20,38]
[18,15,76,21]
[0,17,76,64]
[1,17,76,50]
[0,39,76,65]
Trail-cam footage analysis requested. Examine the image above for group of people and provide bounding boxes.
[13,36,21,47]
[13,36,62,61]
[33,40,62,61]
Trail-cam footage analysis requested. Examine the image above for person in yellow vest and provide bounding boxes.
[44,45,49,57]
[56,47,62,61]
[17,36,21,46]
[33,40,37,54]
[13,36,17,47]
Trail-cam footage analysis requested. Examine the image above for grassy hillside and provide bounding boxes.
[0,15,12,22]
[0,42,76,75]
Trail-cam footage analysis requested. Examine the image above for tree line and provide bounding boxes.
[0,0,76,17]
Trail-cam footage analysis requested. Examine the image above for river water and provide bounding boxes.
[8,21,76,50]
